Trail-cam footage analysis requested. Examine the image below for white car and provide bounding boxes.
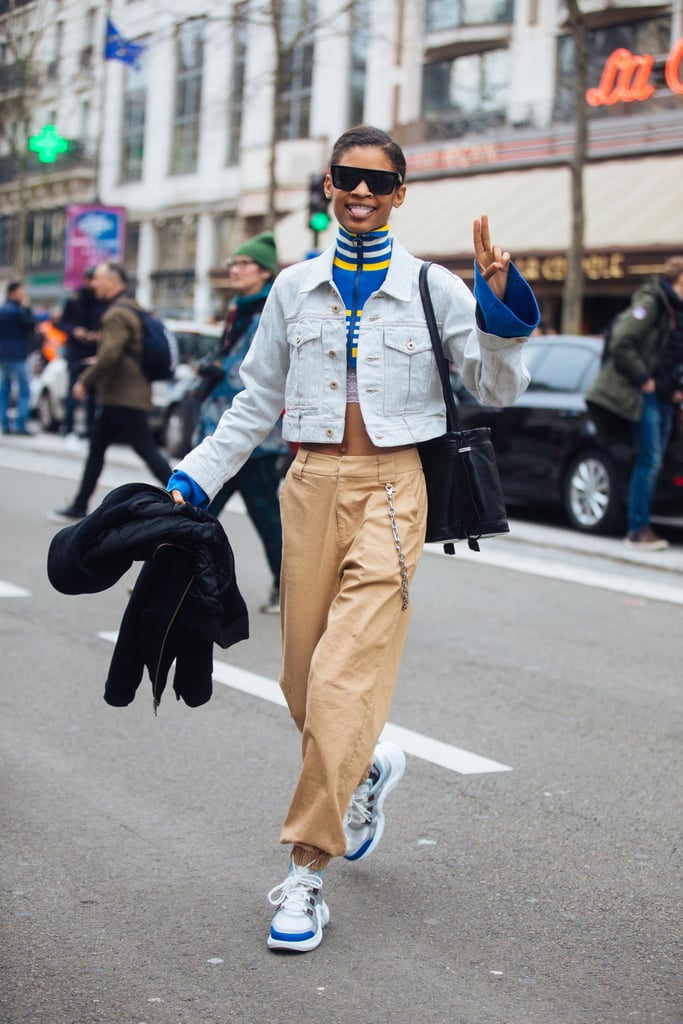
[32,318,224,442]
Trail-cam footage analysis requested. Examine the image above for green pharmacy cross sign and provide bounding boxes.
[29,124,69,163]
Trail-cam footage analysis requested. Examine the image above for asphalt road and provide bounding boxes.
[1,433,681,1024]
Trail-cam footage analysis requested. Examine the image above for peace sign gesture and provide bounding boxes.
[473,215,510,301]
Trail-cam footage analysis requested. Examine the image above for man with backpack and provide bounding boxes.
[587,256,683,550]
[49,262,172,522]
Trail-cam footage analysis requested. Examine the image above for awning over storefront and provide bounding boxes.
[274,154,683,267]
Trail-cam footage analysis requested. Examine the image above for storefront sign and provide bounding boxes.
[63,205,126,290]
[586,37,683,107]
[515,253,626,282]
[406,142,499,174]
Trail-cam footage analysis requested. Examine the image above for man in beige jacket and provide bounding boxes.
[50,262,172,521]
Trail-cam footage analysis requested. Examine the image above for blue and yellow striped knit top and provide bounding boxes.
[332,224,392,368]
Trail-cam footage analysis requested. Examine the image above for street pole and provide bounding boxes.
[93,0,114,204]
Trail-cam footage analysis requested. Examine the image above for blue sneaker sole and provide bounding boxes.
[344,742,406,861]
[267,902,330,952]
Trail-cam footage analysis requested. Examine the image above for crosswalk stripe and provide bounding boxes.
[0,580,31,597]
[97,632,512,775]
[428,543,683,605]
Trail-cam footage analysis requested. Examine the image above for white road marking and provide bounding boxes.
[97,632,512,775]
[2,440,681,603]
[427,543,683,605]
[0,580,30,597]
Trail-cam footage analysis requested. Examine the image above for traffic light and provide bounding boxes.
[308,173,331,233]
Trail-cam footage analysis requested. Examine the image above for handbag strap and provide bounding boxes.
[418,261,461,433]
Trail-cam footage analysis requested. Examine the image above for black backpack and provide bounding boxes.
[137,309,179,381]
[116,300,179,381]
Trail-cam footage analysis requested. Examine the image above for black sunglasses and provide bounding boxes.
[330,164,403,195]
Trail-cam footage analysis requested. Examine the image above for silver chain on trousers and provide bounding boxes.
[385,483,410,611]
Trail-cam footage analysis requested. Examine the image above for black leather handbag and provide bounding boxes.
[416,262,510,555]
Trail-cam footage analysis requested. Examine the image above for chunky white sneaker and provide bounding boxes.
[343,741,406,862]
[267,861,330,952]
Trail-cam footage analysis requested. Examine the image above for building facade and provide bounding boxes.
[0,0,681,329]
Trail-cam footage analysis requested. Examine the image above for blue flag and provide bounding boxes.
[104,19,144,67]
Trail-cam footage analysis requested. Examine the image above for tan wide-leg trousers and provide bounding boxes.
[277,447,427,868]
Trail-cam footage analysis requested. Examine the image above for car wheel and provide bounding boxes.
[562,449,624,534]
[38,389,59,432]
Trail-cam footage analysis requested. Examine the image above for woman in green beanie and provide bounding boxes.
[193,230,288,613]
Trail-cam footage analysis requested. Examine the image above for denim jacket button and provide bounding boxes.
[330,381,338,389]
[332,305,340,313]
[325,428,333,436]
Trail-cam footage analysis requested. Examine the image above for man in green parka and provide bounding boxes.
[587,256,683,550]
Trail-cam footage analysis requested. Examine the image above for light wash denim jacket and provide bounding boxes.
[173,239,536,501]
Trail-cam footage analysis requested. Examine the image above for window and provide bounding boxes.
[124,222,140,277]
[120,48,147,182]
[47,22,63,79]
[80,100,90,143]
[171,20,204,175]
[554,15,672,122]
[525,342,600,394]
[349,0,370,127]
[153,216,197,318]
[275,0,315,142]
[86,7,97,44]
[157,216,197,271]
[80,7,97,68]
[26,209,66,270]
[422,47,510,140]
[214,212,238,264]
[426,0,514,32]
[227,3,247,166]
[0,215,17,266]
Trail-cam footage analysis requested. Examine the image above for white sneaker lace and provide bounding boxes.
[268,863,321,910]
[344,780,374,828]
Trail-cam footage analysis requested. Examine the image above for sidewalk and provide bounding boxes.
[4,428,683,575]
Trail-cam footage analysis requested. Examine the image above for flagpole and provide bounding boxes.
[93,0,114,203]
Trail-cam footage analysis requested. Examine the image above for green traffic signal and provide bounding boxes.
[308,173,330,234]
[309,210,331,233]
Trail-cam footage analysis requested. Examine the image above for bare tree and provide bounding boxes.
[0,0,51,276]
[229,0,358,230]
[562,0,588,333]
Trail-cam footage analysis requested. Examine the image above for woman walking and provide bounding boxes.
[168,125,539,952]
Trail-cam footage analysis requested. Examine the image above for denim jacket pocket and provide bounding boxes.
[382,325,437,415]
[285,321,323,411]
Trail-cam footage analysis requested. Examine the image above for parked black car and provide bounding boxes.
[453,334,683,534]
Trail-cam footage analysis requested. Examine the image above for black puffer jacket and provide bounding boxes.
[47,483,249,711]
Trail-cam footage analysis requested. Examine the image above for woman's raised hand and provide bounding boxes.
[473,215,510,301]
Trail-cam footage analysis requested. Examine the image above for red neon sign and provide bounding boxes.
[586,37,683,106]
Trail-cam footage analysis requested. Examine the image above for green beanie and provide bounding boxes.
[233,231,278,276]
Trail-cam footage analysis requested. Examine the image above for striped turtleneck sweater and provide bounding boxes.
[332,224,392,368]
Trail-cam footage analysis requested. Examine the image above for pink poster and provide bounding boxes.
[63,205,126,289]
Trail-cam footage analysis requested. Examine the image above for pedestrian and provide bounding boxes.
[587,255,683,550]
[0,281,37,436]
[167,125,539,952]
[49,262,172,522]
[195,232,288,614]
[55,267,106,441]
